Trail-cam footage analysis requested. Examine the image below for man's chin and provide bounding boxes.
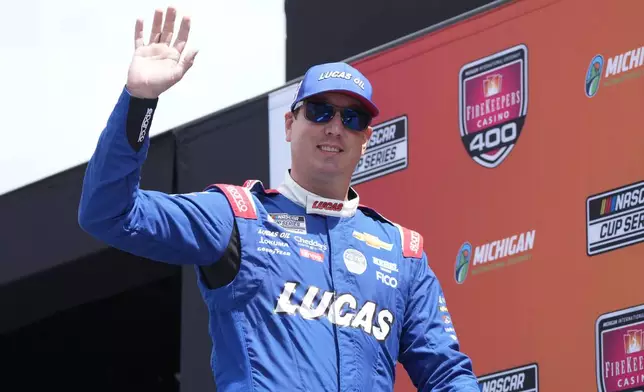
[311,162,353,179]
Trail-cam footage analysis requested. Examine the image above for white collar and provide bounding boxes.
[277,171,360,218]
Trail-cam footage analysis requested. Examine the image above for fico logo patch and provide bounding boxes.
[459,44,529,168]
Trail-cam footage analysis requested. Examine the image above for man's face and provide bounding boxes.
[285,92,373,179]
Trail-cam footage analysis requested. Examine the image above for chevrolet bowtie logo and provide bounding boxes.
[352,231,393,251]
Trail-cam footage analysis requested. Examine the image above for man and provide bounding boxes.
[78,6,479,392]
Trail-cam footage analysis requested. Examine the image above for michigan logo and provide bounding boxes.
[459,44,529,168]
[585,55,604,98]
[454,242,472,284]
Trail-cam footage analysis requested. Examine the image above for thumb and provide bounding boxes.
[178,48,199,74]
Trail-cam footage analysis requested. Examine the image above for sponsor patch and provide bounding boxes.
[596,304,644,392]
[376,271,397,288]
[299,248,324,263]
[258,238,289,248]
[293,236,327,252]
[257,247,291,256]
[435,294,458,341]
[257,228,291,239]
[586,181,644,256]
[459,44,529,168]
[353,231,394,251]
[477,363,539,392]
[343,249,367,275]
[397,225,423,259]
[217,184,258,219]
[351,115,408,185]
[372,257,398,273]
[270,213,307,234]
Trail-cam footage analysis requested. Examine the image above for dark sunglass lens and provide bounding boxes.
[342,109,371,131]
[306,102,334,123]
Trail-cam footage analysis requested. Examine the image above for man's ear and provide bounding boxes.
[285,111,294,142]
[361,126,373,155]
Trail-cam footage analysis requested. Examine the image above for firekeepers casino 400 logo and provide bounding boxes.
[459,44,529,168]
[596,304,644,392]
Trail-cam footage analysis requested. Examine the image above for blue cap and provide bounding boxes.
[291,62,380,117]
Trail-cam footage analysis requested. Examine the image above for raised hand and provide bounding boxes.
[126,7,199,99]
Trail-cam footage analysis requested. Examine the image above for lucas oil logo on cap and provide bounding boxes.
[318,71,366,90]
[458,44,529,168]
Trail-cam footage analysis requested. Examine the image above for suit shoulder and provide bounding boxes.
[201,179,277,220]
[357,204,424,259]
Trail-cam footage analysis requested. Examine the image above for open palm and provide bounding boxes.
[126,7,198,99]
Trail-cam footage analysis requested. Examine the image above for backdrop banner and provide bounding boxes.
[341,0,644,390]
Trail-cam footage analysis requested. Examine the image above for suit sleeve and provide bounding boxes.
[78,86,233,266]
[398,252,479,392]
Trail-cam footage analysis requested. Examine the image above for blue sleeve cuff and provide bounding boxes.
[122,86,159,153]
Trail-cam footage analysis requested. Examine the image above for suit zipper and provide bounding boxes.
[324,217,342,392]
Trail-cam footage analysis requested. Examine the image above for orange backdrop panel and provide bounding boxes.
[348,0,644,390]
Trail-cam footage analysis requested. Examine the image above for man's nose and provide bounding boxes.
[324,113,344,136]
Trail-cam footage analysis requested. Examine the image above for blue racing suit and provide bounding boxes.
[78,86,479,391]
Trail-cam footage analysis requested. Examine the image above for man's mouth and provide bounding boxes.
[317,144,343,153]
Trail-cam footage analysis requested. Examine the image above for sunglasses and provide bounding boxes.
[294,100,372,131]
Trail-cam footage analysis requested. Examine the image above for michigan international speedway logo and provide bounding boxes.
[458,44,529,168]
[586,54,605,98]
[586,44,644,98]
[454,242,472,284]
[454,229,536,284]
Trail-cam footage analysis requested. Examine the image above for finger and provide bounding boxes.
[172,16,191,54]
[160,6,177,45]
[149,9,164,44]
[134,19,145,49]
